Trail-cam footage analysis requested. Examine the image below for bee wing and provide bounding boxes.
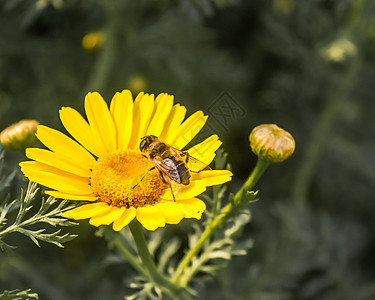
[153,157,182,184]
[186,156,211,172]
[168,146,211,173]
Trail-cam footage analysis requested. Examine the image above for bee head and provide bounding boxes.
[140,135,158,152]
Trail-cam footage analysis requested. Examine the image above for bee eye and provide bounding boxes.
[140,139,147,152]
[140,135,158,152]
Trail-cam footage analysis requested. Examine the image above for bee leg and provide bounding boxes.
[132,166,156,189]
[168,181,176,202]
[154,168,176,202]
[180,150,189,160]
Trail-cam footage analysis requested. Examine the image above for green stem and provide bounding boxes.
[128,220,165,283]
[292,59,360,203]
[0,224,16,238]
[84,2,118,93]
[292,0,364,203]
[128,220,181,298]
[172,212,223,286]
[172,159,270,286]
[233,159,271,203]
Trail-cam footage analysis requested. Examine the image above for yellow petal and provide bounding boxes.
[26,148,92,178]
[35,125,96,169]
[162,179,207,201]
[19,161,89,183]
[170,111,208,149]
[20,161,92,195]
[85,92,117,152]
[128,93,155,150]
[191,170,233,186]
[155,201,184,224]
[45,190,97,201]
[63,202,111,220]
[113,207,137,231]
[110,90,133,150]
[59,107,106,157]
[89,206,126,227]
[179,198,206,219]
[145,93,174,137]
[136,205,166,231]
[159,104,187,143]
[187,134,222,165]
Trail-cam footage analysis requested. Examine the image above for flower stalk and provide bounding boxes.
[172,125,294,287]
[128,220,183,298]
[128,220,167,284]
[84,2,118,93]
[172,158,271,287]
[233,159,270,204]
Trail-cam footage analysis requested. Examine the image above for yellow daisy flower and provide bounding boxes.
[20,90,232,231]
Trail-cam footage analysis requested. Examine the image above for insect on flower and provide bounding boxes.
[134,135,211,201]
[20,90,233,231]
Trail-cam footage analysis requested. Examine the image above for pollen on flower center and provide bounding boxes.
[90,151,165,208]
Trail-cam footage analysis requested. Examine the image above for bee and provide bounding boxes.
[134,135,210,201]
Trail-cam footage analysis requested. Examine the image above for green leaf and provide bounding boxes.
[0,181,79,250]
[0,288,38,300]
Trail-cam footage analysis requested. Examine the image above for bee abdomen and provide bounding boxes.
[176,163,190,185]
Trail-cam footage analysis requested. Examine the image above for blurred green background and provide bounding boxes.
[1,0,375,299]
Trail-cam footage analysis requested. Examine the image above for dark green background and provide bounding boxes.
[1,0,375,299]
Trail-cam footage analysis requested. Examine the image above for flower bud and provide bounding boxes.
[82,31,105,52]
[320,38,357,63]
[249,124,295,163]
[127,75,147,94]
[0,120,39,151]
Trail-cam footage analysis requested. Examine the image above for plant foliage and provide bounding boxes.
[0,289,38,300]
[0,181,78,251]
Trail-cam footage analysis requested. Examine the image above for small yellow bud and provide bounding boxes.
[82,31,105,52]
[0,120,39,151]
[127,75,147,94]
[320,38,357,63]
[249,124,295,163]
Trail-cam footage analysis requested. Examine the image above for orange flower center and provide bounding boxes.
[90,151,166,208]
